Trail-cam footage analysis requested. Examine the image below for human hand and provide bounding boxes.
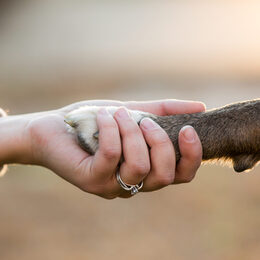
[0,99,205,199]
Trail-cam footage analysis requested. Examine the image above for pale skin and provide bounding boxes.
[0,99,205,199]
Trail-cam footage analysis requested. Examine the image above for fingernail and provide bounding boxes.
[140,118,158,130]
[116,107,130,119]
[182,125,196,143]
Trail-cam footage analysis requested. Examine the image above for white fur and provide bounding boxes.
[65,106,147,153]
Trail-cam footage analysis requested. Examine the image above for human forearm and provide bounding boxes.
[0,114,32,165]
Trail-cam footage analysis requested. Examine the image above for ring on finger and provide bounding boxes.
[116,171,143,196]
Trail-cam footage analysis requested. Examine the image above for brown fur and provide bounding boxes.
[150,99,260,172]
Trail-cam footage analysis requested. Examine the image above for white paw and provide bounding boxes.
[65,106,148,154]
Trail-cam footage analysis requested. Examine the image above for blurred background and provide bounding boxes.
[0,0,260,259]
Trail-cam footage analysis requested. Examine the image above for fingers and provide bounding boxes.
[139,118,176,191]
[90,108,122,181]
[174,126,202,184]
[125,99,206,116]
[114,108,150,186]
[61,99,205,119]
[75,105,203,199]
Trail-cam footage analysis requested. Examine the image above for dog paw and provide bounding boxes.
[232,154,260,172]
[65,106,148,155]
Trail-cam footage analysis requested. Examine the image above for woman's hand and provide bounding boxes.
[1,99,205,199]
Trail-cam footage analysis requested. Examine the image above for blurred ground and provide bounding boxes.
[0,1,260,260]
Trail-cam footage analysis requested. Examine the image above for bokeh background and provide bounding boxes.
[0,1,260,259]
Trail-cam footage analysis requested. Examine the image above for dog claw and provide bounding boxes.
[93,131,99,139]
[64,119,76,128]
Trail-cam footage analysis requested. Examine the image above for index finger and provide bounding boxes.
[124,99,206,116]
[90,108,121,181]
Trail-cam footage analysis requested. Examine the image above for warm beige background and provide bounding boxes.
[0,1,260,260]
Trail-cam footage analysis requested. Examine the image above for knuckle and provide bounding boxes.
[123,122,139,135]
[150,131,170,146]
[156,136,170,146]
[157,173,175,186]
[102,147,121,160]
[130,161,150,177]
[101,119,117,130]
[183,151,200,162]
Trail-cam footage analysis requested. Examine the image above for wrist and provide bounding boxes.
[0,114,33,165]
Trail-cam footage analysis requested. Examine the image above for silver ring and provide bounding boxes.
[116,171,143,195]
